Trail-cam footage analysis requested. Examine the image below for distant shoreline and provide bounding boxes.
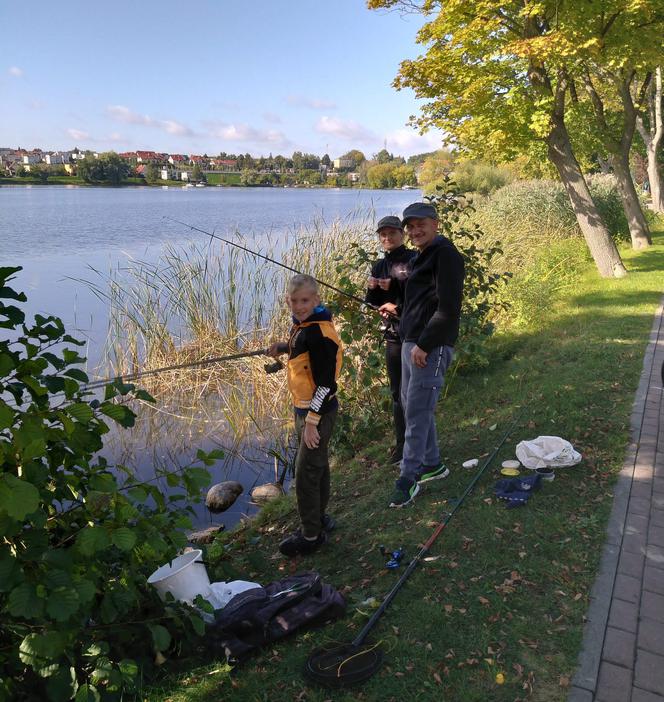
[0,176,417,191]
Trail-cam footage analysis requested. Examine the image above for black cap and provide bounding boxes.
[375,215,403,233]
[401,202,438,224]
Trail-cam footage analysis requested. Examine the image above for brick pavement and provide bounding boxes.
[569,299,664,701]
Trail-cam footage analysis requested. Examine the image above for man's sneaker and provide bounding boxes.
[416,463,450,484]
[279,530,328,557]
[388,445,403,466]
[389,477,420,508]
[321,513,336,532]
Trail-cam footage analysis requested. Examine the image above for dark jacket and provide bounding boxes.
[286,306,342,424]
[365,245,417,342]
[399,236,464,351]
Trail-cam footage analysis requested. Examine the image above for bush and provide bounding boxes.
[0,267,218,701]
[470,175,634,273]
[450,160,514,196]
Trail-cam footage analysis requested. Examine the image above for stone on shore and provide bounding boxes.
[188,525,225,545]
[250,482,284,504]
[206,481,243,513]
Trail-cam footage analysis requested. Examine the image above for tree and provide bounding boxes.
[145,163,160,184]
[637,67,664,213]
[341,149,366,170]
[418,150,456,191]
[321,153,331,167]
[374,148,394,164]
[368,0,643,278]
[78,152,131,185]
[191,163,203,182]
[31,164,50,184]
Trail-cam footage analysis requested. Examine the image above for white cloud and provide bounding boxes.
[205,120,291,148]
[263,111,282,124]
[106,105,195,137]
[315,115,376,142]
[8,66,24,77]
[67,128,89,141]
[383,128,443,155]
[287,95,337,110]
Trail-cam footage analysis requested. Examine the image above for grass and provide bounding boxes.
[143,221,664,701]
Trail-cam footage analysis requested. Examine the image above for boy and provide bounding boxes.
[268,274,343,556]
[379,202,465,508]
[365,215,417,465]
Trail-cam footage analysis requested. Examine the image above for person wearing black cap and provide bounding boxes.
[379,202,464,508]
[365,215,417,465]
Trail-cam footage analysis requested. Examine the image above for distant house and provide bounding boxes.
[136,151,160,163]
[135,164,147,177]
[333,158,354,170]
[168,154,187,165]
[347,172,360,183]
[211,159,238,172]
[22,151,43,165]
[44,151,72,165]
[118,152,137,162]
[189,155,207,166]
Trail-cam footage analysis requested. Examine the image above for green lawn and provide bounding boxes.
[146,225,664,702]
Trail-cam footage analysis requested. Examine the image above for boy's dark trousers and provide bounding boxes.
[385,339,406,451]
[294,408,337,538]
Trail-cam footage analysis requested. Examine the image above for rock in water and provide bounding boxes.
[206,481,243,513]
[250,482,284,504]
[188,525,225,545]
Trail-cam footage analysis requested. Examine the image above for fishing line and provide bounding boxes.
[164,216,391,316]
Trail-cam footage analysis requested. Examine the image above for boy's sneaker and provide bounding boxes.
[321,513,336,532]
[389,477,420,508]
[388,445,403,466]
[279,530,328,557]
[416,463,450,484]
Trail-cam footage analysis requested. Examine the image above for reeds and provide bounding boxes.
[88,216,377,454]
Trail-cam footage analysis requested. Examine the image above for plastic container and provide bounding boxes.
[536,467,555,481]
[147,550,211,604]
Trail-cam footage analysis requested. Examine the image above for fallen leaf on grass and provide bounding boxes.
[478,596,490,606]
[444,604,453,613]
[559,675,570,687]
[433,672,443,685]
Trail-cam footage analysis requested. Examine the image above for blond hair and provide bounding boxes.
[287,273,319,295]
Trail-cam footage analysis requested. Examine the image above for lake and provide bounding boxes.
[1,184,421,528]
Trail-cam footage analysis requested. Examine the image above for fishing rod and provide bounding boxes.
[82,348,280,392]
[304,407,526,688]
[164,216,390,316]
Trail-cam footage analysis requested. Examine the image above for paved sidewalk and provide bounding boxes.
[570,299,664,702]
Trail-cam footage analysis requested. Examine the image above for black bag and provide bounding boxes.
[209,571,346,663]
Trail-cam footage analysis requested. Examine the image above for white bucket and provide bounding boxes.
[147,550,211,604]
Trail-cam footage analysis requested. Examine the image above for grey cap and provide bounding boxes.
[375,215,403,233]
[402,202,438,224]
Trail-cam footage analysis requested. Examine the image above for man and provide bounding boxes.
[379,202,465,508]
[365,215,417,465]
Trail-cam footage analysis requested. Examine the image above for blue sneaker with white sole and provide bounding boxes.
[389,477,420,508]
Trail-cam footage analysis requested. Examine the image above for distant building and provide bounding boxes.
[168,154,187,165]
[136,151,161,163]
[333,158,354,170]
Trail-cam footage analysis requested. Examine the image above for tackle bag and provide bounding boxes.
[208,571,346,663]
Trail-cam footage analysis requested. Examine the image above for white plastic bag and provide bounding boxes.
[515,436,582,470]
[206,580,261,609]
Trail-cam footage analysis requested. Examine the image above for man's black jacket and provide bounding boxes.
[399,235,464,351]
[365,245,417,341]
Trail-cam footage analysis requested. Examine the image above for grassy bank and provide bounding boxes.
[143,224,664,701]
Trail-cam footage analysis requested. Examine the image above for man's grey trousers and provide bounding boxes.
[399,342,454,482]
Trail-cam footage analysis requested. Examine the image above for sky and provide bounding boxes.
[1,0,443,159]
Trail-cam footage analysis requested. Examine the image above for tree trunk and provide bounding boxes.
[611,152,652,249]
[636,67,664,213]
[547,118,627,278]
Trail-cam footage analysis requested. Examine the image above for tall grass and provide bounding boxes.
[86,217,378,452]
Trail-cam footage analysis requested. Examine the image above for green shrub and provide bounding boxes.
[470,175,634,273]
[450,160,514,196]
[499,238,591,329]
[0,267,218,701]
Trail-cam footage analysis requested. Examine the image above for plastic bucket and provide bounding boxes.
[147,550,211,604]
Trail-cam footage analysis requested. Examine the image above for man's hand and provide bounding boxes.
[411,345,428,368]
[303,422,320,449]
[367,276,378,289]
[267,342,285,358]
[377,277,391,291]
[378,302,398,320]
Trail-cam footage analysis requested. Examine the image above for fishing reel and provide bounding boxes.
[379,545,405,569]
[264,359,284,374]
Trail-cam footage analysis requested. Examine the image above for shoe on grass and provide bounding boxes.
[279,530,328,557]
[321,513,336,532]
[389,477,419,508]
[416,463,450,484]
[388,445,403,466]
